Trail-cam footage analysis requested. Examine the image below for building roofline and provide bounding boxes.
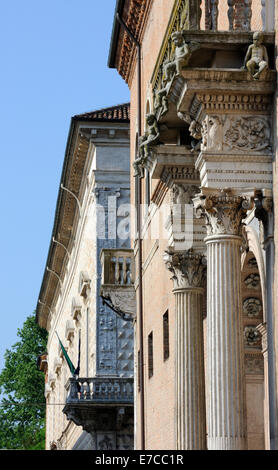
[35,116,76,327]
[73,102,130,122]
[108,0,126,69]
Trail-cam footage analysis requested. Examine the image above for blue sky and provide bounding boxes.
[0,1,129,370]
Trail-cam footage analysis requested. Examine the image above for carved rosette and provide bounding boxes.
[164,249,206,290]
[194,190,253,237]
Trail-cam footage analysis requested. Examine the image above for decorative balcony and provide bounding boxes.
[65,377,134,405]
[100,249,136,321]
[63,377,134,438]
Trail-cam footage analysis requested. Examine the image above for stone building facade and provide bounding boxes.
[108,0,278,450]
[36,104,134,450]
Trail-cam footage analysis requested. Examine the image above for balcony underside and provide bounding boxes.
[63,402,133,434]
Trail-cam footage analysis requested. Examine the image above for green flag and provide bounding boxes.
[56,331,76,376]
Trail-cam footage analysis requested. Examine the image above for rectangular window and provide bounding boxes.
[163,311,169,361]
[148,332,153,378]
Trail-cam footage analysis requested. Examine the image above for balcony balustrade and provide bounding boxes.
[65,377,134,405]
[100,249,136,320]
[101,249,134,287]
[203,0,274,32]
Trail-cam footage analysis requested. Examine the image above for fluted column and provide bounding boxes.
[194,189,251,450]
[164,250,207,450]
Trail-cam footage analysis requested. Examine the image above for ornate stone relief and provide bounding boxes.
[133,113,160,178]
[65,320,75,342]
[105,290,136,319]
[224,116,271,152]
[247,257,258,268]
[79,271,91,300]
[244,273,261,290]
[201,115,223,152]
[244,326,261,348]
[163,31,188,82]
[195,93,272,114]
[194,190,252,237]
[254,193,273,228]
[199,114,271,154]
[243,32,269,80]
[152,0,202,95]
[166,183,205,251]
[164,249,206,290]
[171,183,199,205]
[98,310,116,373]
[245,353,264,375]
[177,112,202,152]
[161,166,200,186]
[71,297,82,322]
[151,0,202,119]
[243,297,262,318]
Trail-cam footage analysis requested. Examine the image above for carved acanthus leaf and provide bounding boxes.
[194,190,253,237]
[164,249,206,289]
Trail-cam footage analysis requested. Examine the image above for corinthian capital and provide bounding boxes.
[164,249,206,290]
[193,189,253,237]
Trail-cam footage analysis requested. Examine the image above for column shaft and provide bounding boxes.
[206,235,247,450]
[175,287,206,450]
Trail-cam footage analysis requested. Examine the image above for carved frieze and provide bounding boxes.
[195,93,272,114]
[224,116,271,152]
[200,113,271,154]
[161,166,200,186]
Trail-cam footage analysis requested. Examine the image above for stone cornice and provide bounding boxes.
[36,123,90,329]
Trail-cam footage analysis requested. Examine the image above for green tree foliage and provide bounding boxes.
[0,313,48,450]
